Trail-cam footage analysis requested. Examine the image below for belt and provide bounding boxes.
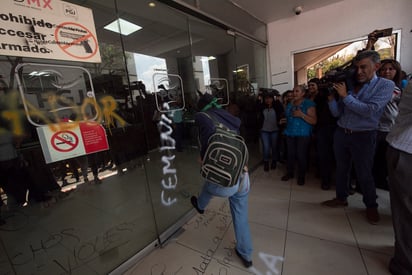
[339,127,373,135]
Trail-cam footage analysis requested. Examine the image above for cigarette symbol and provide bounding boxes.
[57,133,74,145]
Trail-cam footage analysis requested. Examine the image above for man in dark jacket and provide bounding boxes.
[190,93,253,268]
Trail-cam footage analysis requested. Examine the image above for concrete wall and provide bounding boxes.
[267,0,412,93]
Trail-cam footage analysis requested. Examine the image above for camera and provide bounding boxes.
[317,28,392,96]
[294,6,303,15]
[129,80,147,97]
[318,61,355,96]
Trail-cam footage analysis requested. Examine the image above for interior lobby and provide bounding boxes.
[0,0,410,274]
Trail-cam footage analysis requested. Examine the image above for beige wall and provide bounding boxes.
[267,0,412,92]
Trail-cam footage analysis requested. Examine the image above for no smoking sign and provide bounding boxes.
[37,122,109,163]
[51,130,79,152]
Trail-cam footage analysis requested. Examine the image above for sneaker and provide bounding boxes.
[321,183,331,190]
[271,161,277,170]
[190,196,204,214]
[321,198,348,207]
[366,208,380,225]
[235,248,253,268]
[281,174,293,181]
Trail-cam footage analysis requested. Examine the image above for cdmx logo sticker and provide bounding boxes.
[152,73,185,112]
[207,78,229,106]
[14,0,53,10]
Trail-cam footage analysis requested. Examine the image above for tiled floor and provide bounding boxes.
[125,164,394,275]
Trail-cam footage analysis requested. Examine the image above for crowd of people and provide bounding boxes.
[253,49,410,274]
[257,51,406,212]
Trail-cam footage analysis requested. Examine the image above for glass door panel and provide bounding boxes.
[0,0,158,273]
[189,17,267,171]
[0,0,268,273]
[116,0,202,241]
[234,36,268,170]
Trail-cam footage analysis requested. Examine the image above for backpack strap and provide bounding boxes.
[200,111,230,131]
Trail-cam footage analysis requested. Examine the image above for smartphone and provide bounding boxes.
[374,28,393,38]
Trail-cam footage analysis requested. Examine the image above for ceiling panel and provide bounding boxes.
[69,0,348,68]
[229,0,344,23]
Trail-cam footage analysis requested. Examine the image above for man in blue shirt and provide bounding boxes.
[322,50,394,225]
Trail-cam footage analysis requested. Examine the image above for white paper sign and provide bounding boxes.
[0,0,101,62]
[37,122,109,163]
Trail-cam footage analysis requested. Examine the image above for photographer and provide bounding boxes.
[308,78,337,190]
[322,50,394,225]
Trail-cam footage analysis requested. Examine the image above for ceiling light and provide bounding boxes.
[29,71,50,76]
[200,56,216,61]
[233,69,244,73]
[148,2,156,7]
[104,18,142,36]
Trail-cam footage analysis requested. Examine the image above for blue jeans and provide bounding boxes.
[197,173,253,261]
[334,127,377,208]
[260,130,279,162]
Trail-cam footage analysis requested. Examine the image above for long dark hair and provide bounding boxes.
[379,59,402,87]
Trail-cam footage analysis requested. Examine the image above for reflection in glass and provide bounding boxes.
[15,63,98,127]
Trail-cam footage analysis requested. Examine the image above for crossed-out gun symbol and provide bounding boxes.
[59,31,93,53]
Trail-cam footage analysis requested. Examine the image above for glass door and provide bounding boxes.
[115,0,202,242]
[0,0,159,274]
[0,0,268,273]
